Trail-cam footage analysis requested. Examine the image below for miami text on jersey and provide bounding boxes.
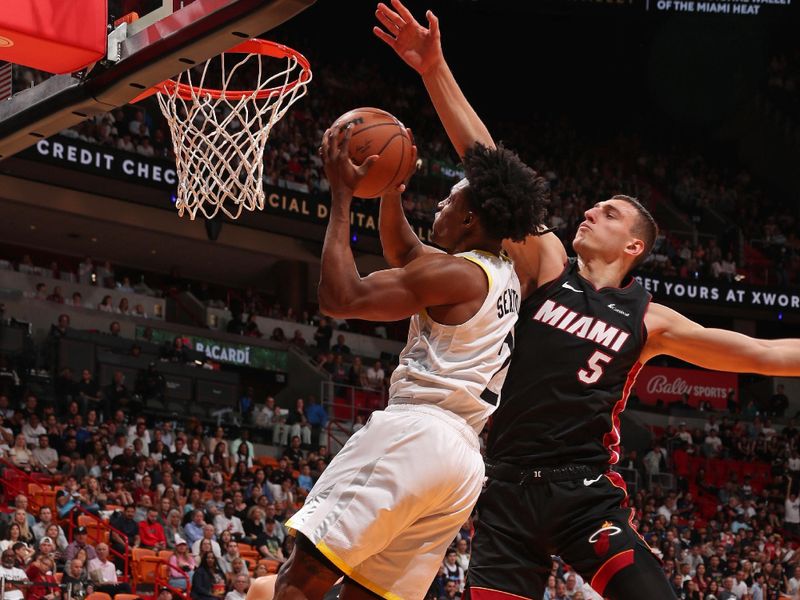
[532,299,630,353]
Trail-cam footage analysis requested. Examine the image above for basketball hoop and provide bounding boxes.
[138,39,311,221]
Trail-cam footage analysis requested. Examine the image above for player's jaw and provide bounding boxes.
[431,180,470,251]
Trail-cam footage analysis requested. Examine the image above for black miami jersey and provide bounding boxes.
[486,258,651,469]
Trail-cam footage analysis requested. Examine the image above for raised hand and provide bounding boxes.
[321,125,379,198]
[373,0,442,75]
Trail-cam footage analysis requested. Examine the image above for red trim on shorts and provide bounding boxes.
[602,362,643,465]
[604,472,652,550]
[590,549,634,595]
[469,587,533,600]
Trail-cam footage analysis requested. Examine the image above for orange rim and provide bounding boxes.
[143,39,311,102]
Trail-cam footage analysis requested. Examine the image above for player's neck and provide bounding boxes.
[576,256,627,289]
[451,236,502,256]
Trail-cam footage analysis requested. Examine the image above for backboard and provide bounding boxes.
[0,0,315,159]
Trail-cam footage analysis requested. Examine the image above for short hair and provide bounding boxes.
[610,194,658,268]
[461,142,549,242]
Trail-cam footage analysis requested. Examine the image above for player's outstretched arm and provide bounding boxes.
[643,302,800,376]
[318,125,484,321]
[373,0,493,157]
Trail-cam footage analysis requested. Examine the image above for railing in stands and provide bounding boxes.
[67,503,131,584]
[154,557,192,599]
[0,457,54,514]
[321,381,387,451]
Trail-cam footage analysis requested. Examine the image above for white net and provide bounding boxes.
[156,43,311,220]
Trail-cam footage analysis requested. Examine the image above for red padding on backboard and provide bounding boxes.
[0,0,108,74]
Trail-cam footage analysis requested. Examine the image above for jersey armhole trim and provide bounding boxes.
[460,253,494,290]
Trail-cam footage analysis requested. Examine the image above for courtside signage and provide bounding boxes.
[633,365,738,410]
[136,326,288,372]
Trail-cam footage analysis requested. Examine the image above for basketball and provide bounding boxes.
[331,107,415,199]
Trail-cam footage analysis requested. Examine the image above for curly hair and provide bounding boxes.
[461,142,549,242]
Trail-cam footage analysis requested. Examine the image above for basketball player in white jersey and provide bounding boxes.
[272,125,547,600]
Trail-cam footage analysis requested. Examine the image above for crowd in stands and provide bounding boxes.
[1,362,800,600]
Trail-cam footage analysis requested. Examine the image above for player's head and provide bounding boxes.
[431,143,548,252]
[572,194,658,274]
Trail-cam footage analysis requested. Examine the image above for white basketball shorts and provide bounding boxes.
[286,402,483,600]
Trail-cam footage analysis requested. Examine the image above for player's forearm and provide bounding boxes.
[759,339,800,376]
[379,191,422,267]
[319,191,363,317]
[421,60,494,157]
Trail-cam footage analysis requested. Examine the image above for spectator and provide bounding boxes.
[313,316,332,351]
[785,476,800,538]
[32,507,67,546]
[163,336,190,362]
[191,551,227,600]
[32,435,59,474]
[184,510,207,547]
[244,314,262,338]
[225,573,250,600]
[0,549,30,600]
[109,320,121,336]
[261,519,284,563]
[164,509,186,549]
[139,507,167,550]
[65,527,97,562]
[349,356,367,387]
[46,286,64,304]
[704,429,724,458]
[227,314,247,336]
[25,552,60,600]
[214,502,245,541]
[62,557,92,598]
[9,433,35,470]
[104,371,131,414]
[305,397,328,448]
[330,334,351,355]
[365,360,385,391]
[286,398,312,446]
[22,414,47,446]
[438,580,460,600]
[290,329,307,348]
[77,369,102,414]
[77,257,94,284]
[98,295,114,312]
[109,505,140,561]
[192,524,222,559]
[253,396,276,432]
[87,542,132,595]
[168,536,196,590]
[455,539,470,574]
[230,429,254,463]
[442,549,465,593]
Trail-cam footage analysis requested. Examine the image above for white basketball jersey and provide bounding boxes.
[389,250,520,434]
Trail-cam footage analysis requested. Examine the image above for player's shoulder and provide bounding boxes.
[404,252,491,296]
[246,575,276,600]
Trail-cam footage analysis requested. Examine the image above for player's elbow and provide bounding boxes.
[317,285,350,319]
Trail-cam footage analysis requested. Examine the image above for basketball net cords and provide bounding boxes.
[157,51,310,220]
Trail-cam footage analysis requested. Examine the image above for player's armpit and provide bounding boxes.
[319,253,487,322]
[503,230,567,298]
[642,302,800,376]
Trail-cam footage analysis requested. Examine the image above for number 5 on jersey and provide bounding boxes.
[578,350,612,385]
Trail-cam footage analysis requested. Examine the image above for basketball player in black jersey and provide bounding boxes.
[375,3,800,599]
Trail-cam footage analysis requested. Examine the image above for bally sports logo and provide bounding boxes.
[589,521,622,557]
[633,366,738,410]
